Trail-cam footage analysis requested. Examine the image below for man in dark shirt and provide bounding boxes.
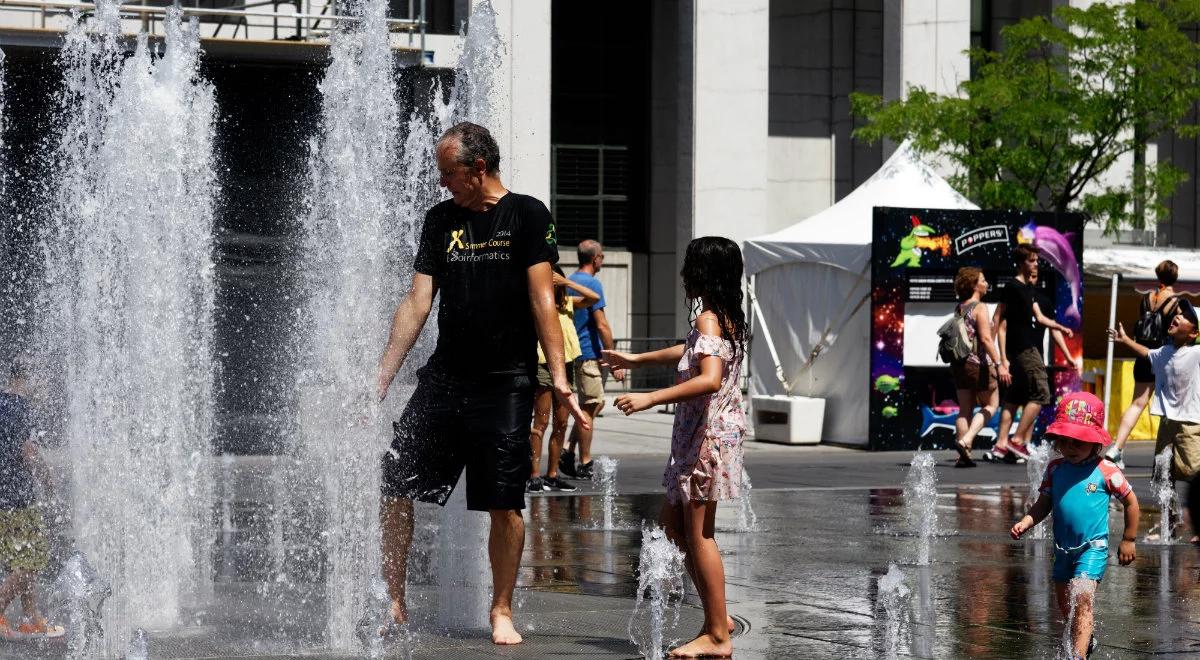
[991,244,1073,462]
[374,122,586,645]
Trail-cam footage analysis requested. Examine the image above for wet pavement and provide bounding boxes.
[2,413,1196,658]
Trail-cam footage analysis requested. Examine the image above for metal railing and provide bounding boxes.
[0,0,425,46]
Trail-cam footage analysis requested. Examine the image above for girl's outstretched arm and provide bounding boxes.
[612,315,724,415]
[1011,494,1052,539]
[601,344,685,369]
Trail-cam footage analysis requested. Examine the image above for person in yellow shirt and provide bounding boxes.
[528,265,599,492]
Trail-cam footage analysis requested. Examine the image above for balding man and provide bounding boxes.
[561,240,624,480]
[375,121,586,645]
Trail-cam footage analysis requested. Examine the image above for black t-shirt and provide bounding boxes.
[414,192,559,382]
[1000,279,1042,355]
[0,392,35,510]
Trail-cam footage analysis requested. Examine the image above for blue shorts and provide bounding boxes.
[1053,540,1108,583]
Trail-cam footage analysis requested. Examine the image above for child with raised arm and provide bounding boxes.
[602,236,745,658]
[1011,392,1139,659]
[1109,298,1200,543]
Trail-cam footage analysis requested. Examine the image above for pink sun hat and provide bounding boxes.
[1044,391,1112,447]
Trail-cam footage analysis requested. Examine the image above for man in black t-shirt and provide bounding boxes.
[374,122,586,645]
[990,244,1073,462]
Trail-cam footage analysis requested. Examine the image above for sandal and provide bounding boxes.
[954,456,977,468]
[0,616,15,641]
[17,616,65,639]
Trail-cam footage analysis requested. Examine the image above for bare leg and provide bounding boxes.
[659,503,733,635]
[380,496,413,626]
[545,397,569,479]
[958,389,997,450]
[995,404,1017,452]
[488,509,525,645]
[1011,401,1042,448]
[1056,580,1095,658]
[1113,382,1153,451]
[669,501,732,658]
[529,388,552,478]
[573,402,601,465]
[0,570,33,622]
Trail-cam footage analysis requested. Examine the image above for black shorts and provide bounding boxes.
[381,370,534,511]
[1133,355,1155,383]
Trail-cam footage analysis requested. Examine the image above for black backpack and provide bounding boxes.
[1134,293,1180,346]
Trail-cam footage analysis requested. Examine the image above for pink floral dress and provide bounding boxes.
[664,328,747,504]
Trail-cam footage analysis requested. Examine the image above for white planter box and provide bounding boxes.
[750,395,825,445]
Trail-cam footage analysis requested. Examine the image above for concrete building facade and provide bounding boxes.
[0,0,1188,352]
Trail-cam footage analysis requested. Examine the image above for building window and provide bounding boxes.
[550,144,631,247]
[970,0,993,78]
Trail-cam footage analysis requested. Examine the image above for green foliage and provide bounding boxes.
[851,1,1200,235]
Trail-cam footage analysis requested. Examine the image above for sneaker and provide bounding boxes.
[1086,633,1096,658]
[981,447,1008,462]
[558,450,578,479]
[1009,443,1032,461]
[542,475,578,492]
[1105,447,1125,470]
[577,460,594,480]
[525,477,549,493]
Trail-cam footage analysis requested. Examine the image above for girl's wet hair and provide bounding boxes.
[681,236,748,354]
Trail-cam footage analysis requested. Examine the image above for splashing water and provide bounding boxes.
[1058,577,1097,660]
[50,552,111,658]
[905,452,938,565]
[628,527,686,660]
[1146,446,1180,543]
[355,576,415,659]
[38,4,217,653]
[126,628,150,660]
[593,456,619,530]
[876,564,910,660]
[1025,441,1052,540]
[734,468,760,532]
[448,0,505,124]
[295,0,403,649]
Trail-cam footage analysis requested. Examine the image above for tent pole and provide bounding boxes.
[1103,273,1119,421]
[748,275,790,395]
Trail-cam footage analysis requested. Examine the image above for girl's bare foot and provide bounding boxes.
[669,632,732,658]
[490,609,523,645]
[727,615,735,633]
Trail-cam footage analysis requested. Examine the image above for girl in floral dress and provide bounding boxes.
[603,236,746,658]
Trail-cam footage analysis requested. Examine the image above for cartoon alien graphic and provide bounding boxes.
[891,215,951,268]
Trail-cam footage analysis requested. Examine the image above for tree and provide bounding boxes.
[851,1,1200,235]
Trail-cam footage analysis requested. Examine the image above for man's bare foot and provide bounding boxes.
[669,632,732,658]
[389,600,408,626]
[490,610,523,645]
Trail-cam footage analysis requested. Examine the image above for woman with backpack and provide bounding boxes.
[1106,260,1182,469]
[948,267,1010,467]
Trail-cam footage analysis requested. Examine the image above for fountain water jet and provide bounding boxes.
[875,563,910,660]
[1146,446,1180,543]
[39,4,217,652]
[628,527,685,660]
[592,456,619,530]
[1025,441,1052,540]
[294,0,404,648]
[904,452,938,565]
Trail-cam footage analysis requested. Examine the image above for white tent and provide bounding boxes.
[743,142,978,445]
